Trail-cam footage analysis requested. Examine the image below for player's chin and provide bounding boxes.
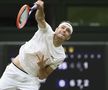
[58,36,65,41]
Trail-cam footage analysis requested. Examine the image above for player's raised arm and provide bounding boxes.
[35,0,46,29]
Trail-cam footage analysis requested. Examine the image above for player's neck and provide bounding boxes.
[53,34,63,47]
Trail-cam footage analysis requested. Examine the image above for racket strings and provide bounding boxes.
[20,8,28,24]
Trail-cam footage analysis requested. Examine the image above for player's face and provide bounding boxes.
[55,24,71,41]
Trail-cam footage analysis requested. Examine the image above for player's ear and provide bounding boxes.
[55,27,58,31]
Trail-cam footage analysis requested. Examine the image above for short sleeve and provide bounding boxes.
[37,78,46,83]
[50,58,64,70]
[38,22,53,33]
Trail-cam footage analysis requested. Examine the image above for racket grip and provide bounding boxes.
[31,4,37,10]
[29,4,37,15]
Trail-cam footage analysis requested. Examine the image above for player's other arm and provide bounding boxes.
[36,54,56,79]
[35,0,46,29]
[37,65,54,79]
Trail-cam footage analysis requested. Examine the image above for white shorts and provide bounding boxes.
[0,63,41,90]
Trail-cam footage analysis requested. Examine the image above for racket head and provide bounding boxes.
[16,4,30,29]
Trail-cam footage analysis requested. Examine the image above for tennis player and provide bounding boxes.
[0,0,73,90]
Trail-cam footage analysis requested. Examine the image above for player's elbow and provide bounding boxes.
[36,16,44,22]
[36,18,46,28]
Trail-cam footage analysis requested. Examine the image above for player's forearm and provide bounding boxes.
[35,8,45,21]
[37,68,48,79]
[35,2,46,28]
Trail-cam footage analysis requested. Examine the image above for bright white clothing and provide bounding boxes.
[0,22,66,90]
[18,22,66,77]
[0,63,41,90]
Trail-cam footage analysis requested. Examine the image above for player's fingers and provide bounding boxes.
[41,55,44,61]
[36,54,41,61]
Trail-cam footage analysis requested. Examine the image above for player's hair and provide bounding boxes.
[59,21,73,34]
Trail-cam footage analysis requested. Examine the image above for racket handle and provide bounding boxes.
[31,4,37,10]
[29,4,37,15]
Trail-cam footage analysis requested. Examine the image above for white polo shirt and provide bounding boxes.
[18,23,66,77]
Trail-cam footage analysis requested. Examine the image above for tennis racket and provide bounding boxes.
[16,4,37,29]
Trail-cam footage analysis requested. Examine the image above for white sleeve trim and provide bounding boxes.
[49,59,64,70]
